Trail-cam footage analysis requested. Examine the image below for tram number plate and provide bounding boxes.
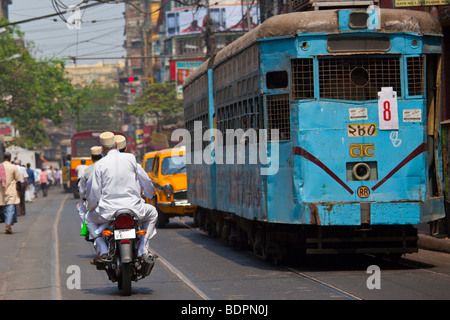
[347,124,377,137]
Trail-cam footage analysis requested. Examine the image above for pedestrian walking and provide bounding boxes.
[25,163,35,202]
[48,166,55,188]
[0,152,21,234]
[34,168,41,198]
[40,167,49,197]
[54,168,62,188]
[14,161,28,216]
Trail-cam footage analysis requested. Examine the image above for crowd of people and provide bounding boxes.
[24,164,63,199]
[0,153,64,234]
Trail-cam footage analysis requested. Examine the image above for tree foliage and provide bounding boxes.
[0,18,75,149]
[70,83,121,132]
[125,82,182,130]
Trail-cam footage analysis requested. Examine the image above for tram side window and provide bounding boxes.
[266,71,288,89]
[291,58,314,100]
[267,94,290,141]
[407,56,424,96]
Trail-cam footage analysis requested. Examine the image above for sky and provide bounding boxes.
[8,0,126,66]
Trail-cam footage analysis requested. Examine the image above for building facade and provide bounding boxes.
[64,61,125,88]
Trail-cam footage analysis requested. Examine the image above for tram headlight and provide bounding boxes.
[163,184,174,197]
[352,162,371,180]
[349,12,368,29]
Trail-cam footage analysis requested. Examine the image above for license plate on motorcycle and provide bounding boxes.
[114,228,136,240]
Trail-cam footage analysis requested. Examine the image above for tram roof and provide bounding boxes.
[183,8,441,88]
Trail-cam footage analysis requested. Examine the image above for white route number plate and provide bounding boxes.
[114,228,136,240]
[378,87,399,130]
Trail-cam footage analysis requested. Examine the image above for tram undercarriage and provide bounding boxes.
[193,209,418,264]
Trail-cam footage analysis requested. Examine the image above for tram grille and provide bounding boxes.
[291,58,314,100]
[407,56,424,96]
[319,56,401,101]
[267,94,290,141]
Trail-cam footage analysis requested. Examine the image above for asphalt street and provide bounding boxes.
[1,186,450,304]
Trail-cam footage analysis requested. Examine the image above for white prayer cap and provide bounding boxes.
[99,131,116,148]
[115,135,126,150]
[91,146,102,155]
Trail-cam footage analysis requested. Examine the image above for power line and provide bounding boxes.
[5,0,206,29]
[32,24,124,41]
[63,54,205,60]
[0,2,103,28]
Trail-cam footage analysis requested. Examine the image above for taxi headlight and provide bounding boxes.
[163,184,174,197]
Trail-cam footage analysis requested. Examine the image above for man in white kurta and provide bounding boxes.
[86,132,157,260]
[77,146,102,229]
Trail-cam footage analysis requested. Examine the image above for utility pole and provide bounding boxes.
[143,0,153,85]
[260,0,274,23]
[204,0,216,58]
[246,0,252,31]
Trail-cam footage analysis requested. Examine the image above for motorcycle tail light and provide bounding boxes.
[115,214,134,228]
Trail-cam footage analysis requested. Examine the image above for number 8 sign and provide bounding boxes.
[378,87,399,130]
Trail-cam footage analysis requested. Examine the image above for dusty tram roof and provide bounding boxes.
[183,8,441,88]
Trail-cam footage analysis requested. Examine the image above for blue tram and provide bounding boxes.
[181,8,444,260]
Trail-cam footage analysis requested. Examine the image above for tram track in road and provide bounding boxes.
[285,266,363,300]
[282,251,450,300]
[177,217,450,300]
[177,217,365,300]
[395,254,450,279]
[148,246,212,300]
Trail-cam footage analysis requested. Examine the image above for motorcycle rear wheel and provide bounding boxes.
[118,263,132,296]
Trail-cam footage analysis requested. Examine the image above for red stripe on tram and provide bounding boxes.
[293,146,354,195]
[372,143,427,191]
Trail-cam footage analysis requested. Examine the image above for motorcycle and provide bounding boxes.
[95,209,156,296]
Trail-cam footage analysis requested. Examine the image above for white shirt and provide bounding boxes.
[76,164,88,179]
[16,165,28,183]
[78,163,96,201]
[87,149,154,221]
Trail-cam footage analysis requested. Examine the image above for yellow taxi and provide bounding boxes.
[144,147,196,227]
[142,150,159,206]
[142,150,158,177]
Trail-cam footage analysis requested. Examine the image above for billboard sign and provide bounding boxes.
[175,60,205,99]
[395,0,449,6]
[166,4,259,37]
[0,118,13,141]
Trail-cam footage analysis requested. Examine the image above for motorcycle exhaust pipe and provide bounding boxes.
[141,254,156,278]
